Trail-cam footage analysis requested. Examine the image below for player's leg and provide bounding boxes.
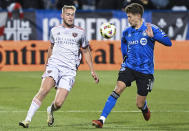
[92,67,134,128]
[136,95,146,109]
[92,81,126,128]
[136,95,150,121]
[47,69,75,126]
[53,88,69,111]
[100,81,126,121]
[35,77,55,101]
[47,88,69,126]
[136,73,154,121]
[92,67,135,128]
[19,77,55,128]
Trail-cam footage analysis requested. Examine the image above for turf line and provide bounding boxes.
[0,110,189,113]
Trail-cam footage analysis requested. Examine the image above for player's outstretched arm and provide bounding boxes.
[82,46,99,83]
[44,43,54,70]
[146,23,172,46]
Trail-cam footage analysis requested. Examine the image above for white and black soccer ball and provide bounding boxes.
[100,23,116,39]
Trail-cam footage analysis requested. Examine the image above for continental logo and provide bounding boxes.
[0,40,123,71]
[0,41,49,71]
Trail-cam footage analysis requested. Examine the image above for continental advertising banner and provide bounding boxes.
[0,41,49,71]
[0,40,122,71]
[0,40,189,71]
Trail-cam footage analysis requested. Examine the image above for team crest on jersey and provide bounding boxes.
[140,38,147,45]
[47,70,52,73]
[72,33,78,37]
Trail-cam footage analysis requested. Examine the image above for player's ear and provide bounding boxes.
[61,14,63,19]
[139,14,142,18]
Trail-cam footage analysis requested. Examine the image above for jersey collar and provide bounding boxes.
[131,22,145,32]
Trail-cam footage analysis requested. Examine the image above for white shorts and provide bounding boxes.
[42,65,76,91]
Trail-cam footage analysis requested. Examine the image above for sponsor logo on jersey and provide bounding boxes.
[128,40,138,45]
[140,38,147,45]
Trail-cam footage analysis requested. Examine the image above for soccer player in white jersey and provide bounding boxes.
[19,5,99,128]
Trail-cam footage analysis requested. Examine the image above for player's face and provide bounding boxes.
[62,9,75,27]
[127,13,141,27]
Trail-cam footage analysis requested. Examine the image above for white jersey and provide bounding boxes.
[47,25,89,70]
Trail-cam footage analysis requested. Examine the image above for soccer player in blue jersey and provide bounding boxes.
[92,3,172,128]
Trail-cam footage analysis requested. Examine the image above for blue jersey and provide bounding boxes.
[121,22,172,74]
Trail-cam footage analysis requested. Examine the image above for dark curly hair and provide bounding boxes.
[125,3,144,17]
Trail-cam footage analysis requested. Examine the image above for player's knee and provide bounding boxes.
[54,101,62,109]
[115,81,126,95]
[136,102,143,109]
[114,86,124,95]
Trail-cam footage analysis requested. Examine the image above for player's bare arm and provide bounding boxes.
[44,43,54,70]
[81,46,99,83]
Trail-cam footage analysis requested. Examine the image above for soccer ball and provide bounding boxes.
[100,23,116,39]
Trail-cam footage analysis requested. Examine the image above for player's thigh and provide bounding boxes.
[42,66,59,88]
[35,77,55,100]
[116,67,135,95]
[54,88,69,106]
[136,73,154,96]
[42,76,55,87]
[39,77,55,92]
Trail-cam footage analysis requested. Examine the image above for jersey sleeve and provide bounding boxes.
[81,31,89,49]
[151,25,172,46]
[49,30,55,44]
[121,31,128,60]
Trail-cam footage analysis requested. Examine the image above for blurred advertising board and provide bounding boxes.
[0,11,37,40]
[152,12,189,40]
[1,10,189,41]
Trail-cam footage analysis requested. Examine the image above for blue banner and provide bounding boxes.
[1,10,189,40]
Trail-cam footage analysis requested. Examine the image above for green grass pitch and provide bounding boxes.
[0,70,189,131]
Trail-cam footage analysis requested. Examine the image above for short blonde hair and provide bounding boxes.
[62,5,76,14]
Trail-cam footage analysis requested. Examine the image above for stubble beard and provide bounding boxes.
[64,20,74,28]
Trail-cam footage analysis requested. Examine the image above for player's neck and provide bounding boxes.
[135,20,143,29]
[63,22,74,28]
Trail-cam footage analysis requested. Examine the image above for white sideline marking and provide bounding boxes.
[0,110,189,113]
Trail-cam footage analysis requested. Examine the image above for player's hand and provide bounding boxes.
[91,71,99,84]
[146,23,154,38]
